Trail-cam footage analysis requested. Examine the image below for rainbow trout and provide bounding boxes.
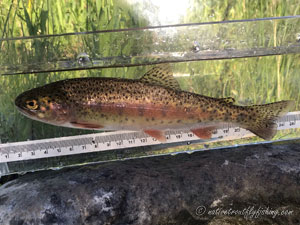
[15,65,294,142]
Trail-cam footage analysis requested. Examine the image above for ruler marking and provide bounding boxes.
[1,111,300,163]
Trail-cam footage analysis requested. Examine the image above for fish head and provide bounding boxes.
[15,84,71,125]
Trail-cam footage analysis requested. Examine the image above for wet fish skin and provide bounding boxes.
[15,65,294,141]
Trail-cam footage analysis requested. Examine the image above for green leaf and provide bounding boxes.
[40,10,48,34]
[22,2,35,35]
[96,0,101,16]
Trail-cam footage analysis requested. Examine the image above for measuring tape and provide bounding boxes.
[0,111,299,165]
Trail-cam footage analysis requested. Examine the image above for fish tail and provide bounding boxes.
[239,100,294,140]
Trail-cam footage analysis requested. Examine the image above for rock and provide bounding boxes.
[0,140,300,225]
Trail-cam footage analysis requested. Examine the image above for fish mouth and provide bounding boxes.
[16,105,36,117]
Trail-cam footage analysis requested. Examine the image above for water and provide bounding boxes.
[1,0,300,174]
[2,16,300,75]
[1,55,299,142]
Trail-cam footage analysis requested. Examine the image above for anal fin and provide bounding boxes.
[144,129,166,142]
[191,127,215,139]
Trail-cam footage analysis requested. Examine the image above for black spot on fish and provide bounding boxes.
[118,108,123,116]
[237,113,247,122]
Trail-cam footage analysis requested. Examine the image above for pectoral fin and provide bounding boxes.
[191,127,216,139]
[144,129,166,142]
[70,121,104,129]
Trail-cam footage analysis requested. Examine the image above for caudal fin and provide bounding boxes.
[241,100,294,140]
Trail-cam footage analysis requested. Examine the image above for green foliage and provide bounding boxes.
[184,0,300,23]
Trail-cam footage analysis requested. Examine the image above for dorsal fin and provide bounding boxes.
[219,97,235,104]
[140,64,181,90]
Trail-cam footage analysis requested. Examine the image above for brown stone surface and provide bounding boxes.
[0,140,300,225]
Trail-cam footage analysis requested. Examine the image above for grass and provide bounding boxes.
[0,0,300,145]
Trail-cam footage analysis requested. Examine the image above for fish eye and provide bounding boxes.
[26,100,38,110]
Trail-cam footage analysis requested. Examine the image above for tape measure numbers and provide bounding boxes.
[0,111,299,164]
